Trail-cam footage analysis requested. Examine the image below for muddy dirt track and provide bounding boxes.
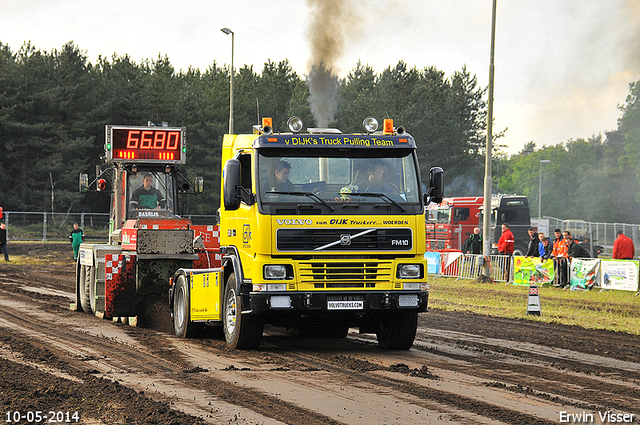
[0,243,639,424]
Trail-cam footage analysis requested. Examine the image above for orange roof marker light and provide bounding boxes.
[383,119,394,135]
[262,117,273,135]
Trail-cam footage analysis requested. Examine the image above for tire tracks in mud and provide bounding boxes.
[1,273,640,424]
[0,286,342,424]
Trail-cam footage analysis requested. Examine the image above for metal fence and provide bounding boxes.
[545,217,640,257]
[430,253,513,282]
[1,211,217,242]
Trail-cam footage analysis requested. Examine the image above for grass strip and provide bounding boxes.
[429,277,640,335]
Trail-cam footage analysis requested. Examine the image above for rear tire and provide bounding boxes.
[375,311,418,350]
[223,273,263,349]
[173,275,202,338]
[88,266,96,313]
[78,265,92,313]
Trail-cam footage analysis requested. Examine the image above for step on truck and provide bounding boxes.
[73,125,219,323]
[170,116,444,349]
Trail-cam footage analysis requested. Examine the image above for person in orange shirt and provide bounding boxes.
[551,229,568,287]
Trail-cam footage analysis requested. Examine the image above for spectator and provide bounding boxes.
[0,223,9,262]
[525,227,539,257]
[551,229,568,287]
[464,227,483,255]
[613,230,635,260]
[497,223,514,280]
[566,236,590,259]
[540,237,552,259]
[69,223,84,261]
[497,223,515,255]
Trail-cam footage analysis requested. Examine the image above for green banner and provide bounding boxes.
[569,258,600,291]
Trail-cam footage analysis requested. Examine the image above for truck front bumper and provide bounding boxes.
[244,290,428,314]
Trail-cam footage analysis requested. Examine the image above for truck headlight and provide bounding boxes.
[397,264,422,279]
[264,264,293,280]
[403,282,422,290]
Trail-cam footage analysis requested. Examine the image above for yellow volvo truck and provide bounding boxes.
[170,116,443,349]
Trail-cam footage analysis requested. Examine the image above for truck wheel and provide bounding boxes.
[173,274,202,338]
[78,265,92,313]
[375,311,418,350]
[223,273,263,349]
[513,245,526,256]
[88,266,96,313]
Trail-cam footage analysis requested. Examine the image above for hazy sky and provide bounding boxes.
[1,0,638,155]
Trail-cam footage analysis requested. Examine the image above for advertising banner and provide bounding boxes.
[569,258,600,291]
[425,252,441,275]
[512,257,555,286]
[599,259,639,292]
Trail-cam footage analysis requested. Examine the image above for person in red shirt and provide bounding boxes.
[497,223,514,254]
[497,223,514,281]
[613,231,635,259]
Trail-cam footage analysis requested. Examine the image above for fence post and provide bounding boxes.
[81,212,85,229]
[42,212,47,242]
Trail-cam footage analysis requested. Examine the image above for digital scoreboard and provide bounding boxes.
[105,125,187,164]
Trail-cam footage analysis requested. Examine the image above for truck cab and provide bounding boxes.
[484,195,531,256]
[425,197,483,251]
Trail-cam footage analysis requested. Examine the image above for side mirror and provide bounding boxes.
[223,159,241,211]
[424,167,444,205]
[194,176,204,193]
[79,174,89,192]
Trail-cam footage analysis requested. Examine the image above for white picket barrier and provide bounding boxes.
[430,251,513,283]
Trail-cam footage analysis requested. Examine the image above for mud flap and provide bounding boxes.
[105,254,137,318]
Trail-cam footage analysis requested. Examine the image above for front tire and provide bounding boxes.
[223,273,263,349]
[173,275,202,338]
[375,311,418,350]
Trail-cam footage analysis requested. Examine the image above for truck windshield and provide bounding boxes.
[436,206,451,223]
[426,205,451,223]
[127,170,176,219]
[425,205,439,222]
[258,149,421,208]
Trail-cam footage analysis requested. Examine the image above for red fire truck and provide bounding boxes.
[425,197,482,251]
[426,194,531,255]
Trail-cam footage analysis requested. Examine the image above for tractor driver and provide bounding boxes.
[130,174,166,210]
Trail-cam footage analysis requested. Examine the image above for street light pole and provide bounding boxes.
[221,27,234,134]
[538,160,550,219]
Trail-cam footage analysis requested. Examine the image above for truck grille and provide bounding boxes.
[277,228,413,252]
[298,260,393,288]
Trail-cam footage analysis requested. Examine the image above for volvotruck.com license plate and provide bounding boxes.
[327,300,364,310]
